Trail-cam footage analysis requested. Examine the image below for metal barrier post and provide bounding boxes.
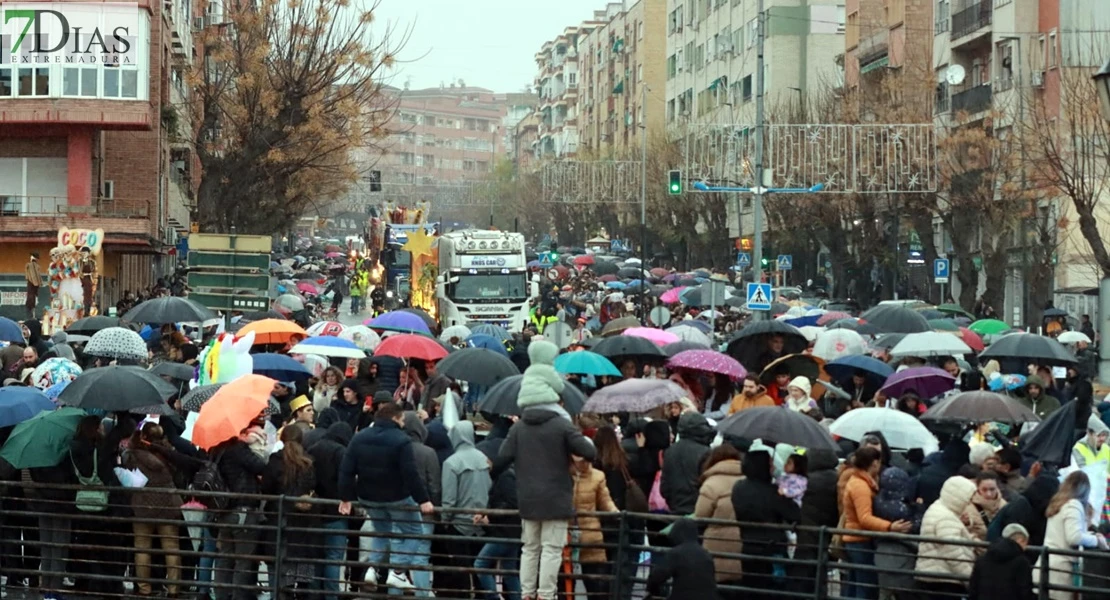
[1038,545,1050,600]
[273,497,285,599]
[814,527,830,600]
[610,511,630,599]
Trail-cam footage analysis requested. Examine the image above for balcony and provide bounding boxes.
[951,2,991,42]
[950,84,992,115]
[0,196,149,219]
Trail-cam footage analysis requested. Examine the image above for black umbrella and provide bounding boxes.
[717,406,838,451]
[826,319,882,336]
[1042,308,1069,318]
[241,310,287,322]
[871,333,907,350]
[724,320,807,370]
[478,375,586,416]
[1018,401,1079,468]
[979,333,1077,368]
[151,362,197,382]
[592,261,620,276]
[618,267,643,279]
[435,348,520,386]
[662,340,711,356]
[123,297,217,324]
[58,366,177,412]
[65,316,122,336]
[921,391,1040,424]
[592,335,667,360]
[859,305,931,333]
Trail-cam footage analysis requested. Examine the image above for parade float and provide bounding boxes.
[43,228,103,335]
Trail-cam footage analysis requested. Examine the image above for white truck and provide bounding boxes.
[436,229,537,333]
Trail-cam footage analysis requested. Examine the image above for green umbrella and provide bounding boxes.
[936,304,975,319]
[928,319,960,332]
[0,407,86,469]
[968,319,1011,336]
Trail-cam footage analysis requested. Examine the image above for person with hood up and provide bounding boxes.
[331,380,373,432]
[694,443,744,595]
[1017,375,1061,420]
[988,471,1058,558]
[305,420,353,600]
[969,524,1034,600]
[914,476,979,598]
[211,414,271,600]
[22,319,49,359]
[1072,414,1109,468]
[499,340,597,600]
[727,374,776,414]
[437,420,492,598]
[644,519,718,600]
[730,442,801,600]
[916,437,970,507]
[872,467,925,600]
[659,411,715,516]
[783,376,819,416]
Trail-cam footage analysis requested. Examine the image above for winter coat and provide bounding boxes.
[213,436,269,507]
[26,464,75,514]
[915,476,978,584]
[312,385,339,413]
[305,421,352,502]
[624,420,671,497]
[425,418,454,465]
[917,439,970,507]
[124,445,184,520]
[570,463,617,563]
[328,396,373,433]
[801,449,840,529]
[486,466,520,540]
[1035,499,1101,600]
[730,450,801,557]
[694,458,743,582]
[842,468,891,542]
[1016,392,1061,421]
[727,387,776,414]
[645,519,718,600]
[499,406,596,521]
[969,537,1034,600]
[660,412,715,515]
[69,436,129,516]
[403,411,442,504]
[338,418,429,504]
[989,474,1059,555]
[873,467,924,593]
[517,364,564,408]
[441,421,492,536]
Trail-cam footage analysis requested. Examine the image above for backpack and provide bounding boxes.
[72,449,109,513]
[189,451,229,511]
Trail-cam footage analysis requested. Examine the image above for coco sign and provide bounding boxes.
[57,227,105,255]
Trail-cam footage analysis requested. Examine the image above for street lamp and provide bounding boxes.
[1095,57,1110,121]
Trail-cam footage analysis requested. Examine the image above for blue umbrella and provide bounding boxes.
[554,351,621,377]
[825,355,895,386]
[527,260,541,269]
[784,315,822,328]
[0,387,56,428]
[0,317,25,344]
[465,334,509,356]
[624,280,648,291]
[469,324,511,342]
[606,281,627,290]
[368,311,432,335]
[252,353,313,381]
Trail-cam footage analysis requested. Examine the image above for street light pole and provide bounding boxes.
[752,0,767,318]
[640,83,649,326]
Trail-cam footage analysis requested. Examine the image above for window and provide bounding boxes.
[667,98,675,122]
[638,22,643,40]
[667,54,677,79]
[742,75,753,101]
[747,19,758,48]
[721,27,731,54]
[837,5,846,32]
[695,44,704,70]
[423,154,434,167]
[1048,30,1057,69]
[1037,35,1046,71]
[15,68,50,97]
[62,67,99,97]
[568,72,577,88]
[935,0,949,32]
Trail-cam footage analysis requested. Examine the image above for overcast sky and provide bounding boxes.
[371,0,609,93]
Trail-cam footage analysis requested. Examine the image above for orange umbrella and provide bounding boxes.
[192,374,275,449]
[239,319,307,345]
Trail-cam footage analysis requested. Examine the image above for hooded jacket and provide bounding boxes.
[403,411,442,504]
[917,438,970,507]
[331,385,372,432]
[516,341,565,408]
[730,449,801,556]
[1072,415,1110,467]
[1016,379,1061,420]
[305,421,353,501]
[801,448,840,529]
[660,412,715,515]
[915,476,979,583]
[694,458,743,582]
[441,420,491,536]
[989,474,1058,561]
[968,537,1034,600]
[645,519,718,600]
[499,406,596,521]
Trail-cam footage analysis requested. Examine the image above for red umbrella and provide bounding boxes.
[650,267,669,277]
[296,281,318,294]
[598,274,618,282]
[573,255,595,266]
[958,327,985,352]
[374,334,449,361]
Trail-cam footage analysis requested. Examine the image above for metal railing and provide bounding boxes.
[951,84,993,115]
[951,2,992,39]
[0,196,150,218]
[0,482,1108,600]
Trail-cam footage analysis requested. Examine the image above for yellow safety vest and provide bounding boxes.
[1074,440,1110,465]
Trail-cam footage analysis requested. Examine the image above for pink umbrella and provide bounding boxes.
[573,255,595,266]
[817,311,852,326]
[667,349,747,379]
[296,281,318,294]
[325,252,344,258]
[659,286,688,305]
[623,327,680,346]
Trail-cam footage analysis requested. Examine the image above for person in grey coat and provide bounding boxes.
[437,420,492,597]
[403,411,441,596]
[500,340,597,600]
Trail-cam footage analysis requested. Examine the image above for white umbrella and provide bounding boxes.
[289,337,366,359]
[1058,331,1091,345]
[340,325,382,352]
[439,325,472,344]
[666,324,712,346]
[889,331,972,358]
[812,329,866,361]
[829,407,939,453]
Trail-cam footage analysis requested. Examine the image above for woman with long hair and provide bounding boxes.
[1036,471,1108,600]
[694,443,744,599]
[125,423,184,597]
[313,366,344,412]
[261,423,318,597]
[593,425,638,599]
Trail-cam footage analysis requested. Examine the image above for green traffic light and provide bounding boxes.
[668,170,682,195]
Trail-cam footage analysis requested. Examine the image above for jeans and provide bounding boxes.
[133,522,182,596]
[318,519,348,600]
[520,519,568,600]
[214,508,261,600]
[37,515,71,593]
[409,519,435,597]
[197,528,218,598]
[350,296,362,314]
[362,497,422,569]
[844,541,879,600]
[475,541,521,600]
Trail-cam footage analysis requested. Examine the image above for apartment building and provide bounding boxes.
[0,0,198,313]
[501,92,541,161]
[844,0,933,89]
[533,25,593,159]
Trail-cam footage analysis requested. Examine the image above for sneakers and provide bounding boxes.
[363,568,378,585]
[385,570,415,590]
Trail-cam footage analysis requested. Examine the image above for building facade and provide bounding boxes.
[533,26,591,159]
[0,0,197,314]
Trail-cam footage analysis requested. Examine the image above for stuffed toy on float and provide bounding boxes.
[192,331,256,388]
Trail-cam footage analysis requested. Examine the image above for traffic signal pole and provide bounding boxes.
[752,0,766,319]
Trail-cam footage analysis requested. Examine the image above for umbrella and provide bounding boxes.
[816,311,852,326]
[880,366,956,399]
[927,319,960,332]
[592,335,667,360]
[367,312,432,335]
[859,305,931,333]
[434,348,519,385]
[151,361,196,382]
[295,281,319,295]
[660,287,688,304]
[968,319,1011,336]
[871,333,907,350]
[1017,401,1078,468]
[593,261,620,276]
[936,304,975,319]
[0,387,56,428]
[465,334,509,356]
[582,379,689,413]
[253,353,313,381]
[304,321,347,337]
[827,319,883,336]
[400,308,438,331]
[469,324,511,342]
[922,391,1041,424]
[958,327,985,352]
[889,331,973,358]
[554,351,621,377]
[478,375,587,416]
[662,340,710,356]
[29,358,83,391]
[181,384,223,413]
[274,294,306,313]
[84,327,148,361]
[58,366,177,412]
[601,316,641,336]
[829,407,939,453]
[979,333,1077,367]
[725,320,808,370]
[0,407,86,468]
[373,334,449,361]
[0,317,26,344]
[1057,331,1092,345]
[1043,308,1069,318]
[623,327,679,347]
[812,329,867,362]
[716,407,838,451]
[239,319,308,345]
[123,296,217,324]
[65,316,122,336]
[667,350,746,380]
[440,325,473,344]
[825,355,895,386]
[666,324,713,347]
[339,325,382,352]
[290,336,367,359]
[192,375,276,449]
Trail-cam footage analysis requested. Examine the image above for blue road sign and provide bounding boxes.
[746,282,773,311]
[934,258,950,282]
[777,254,793,270]
[538,252,554,269]
[737,252,751,268]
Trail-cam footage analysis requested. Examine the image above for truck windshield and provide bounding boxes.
[450,272,528,302]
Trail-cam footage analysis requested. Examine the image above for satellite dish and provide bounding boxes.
[649,306,671,327]
[945,64,966,86]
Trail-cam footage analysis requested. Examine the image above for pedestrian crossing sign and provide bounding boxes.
[538,252,554,269]
[746,282,772,311]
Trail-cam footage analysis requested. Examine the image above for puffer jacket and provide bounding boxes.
[842,468,891,543]
[915,476,978,584]
[660,412,715,515]
[124,445,183,520]
[570,463,617,564]
[517,363,564,408]
[693,459,743,582]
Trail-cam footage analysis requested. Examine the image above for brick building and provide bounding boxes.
[0,0,195,311]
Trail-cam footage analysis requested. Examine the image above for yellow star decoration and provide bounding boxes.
[402,228,436,257]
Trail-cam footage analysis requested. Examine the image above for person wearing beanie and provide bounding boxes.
[783,376,818,415]
[500,339,596,600]
[968,523,1034,600]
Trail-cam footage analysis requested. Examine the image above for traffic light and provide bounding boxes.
[668,170,682,195]
[760,257,770,269]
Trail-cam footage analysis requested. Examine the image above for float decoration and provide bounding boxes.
[43,228,103,335]
[193,331,256,388]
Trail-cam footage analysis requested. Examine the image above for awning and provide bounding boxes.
[860,55,890,74]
